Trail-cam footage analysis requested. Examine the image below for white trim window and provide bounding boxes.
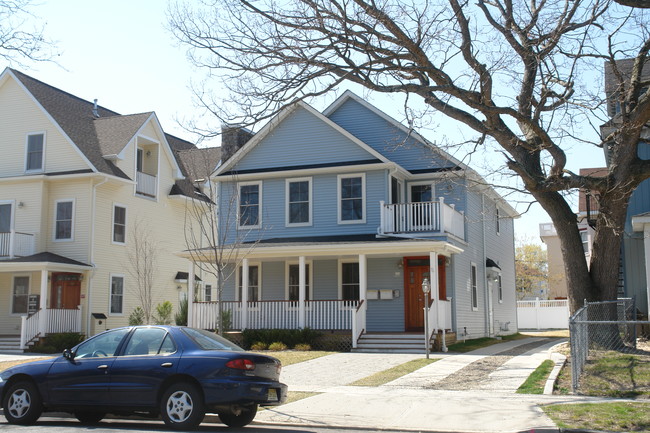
[496,207,501,235]
[12,275,29,314]
[112,204,127,244]
[286,261,312,301]
[286,177,312,226]
[110,274,124,315]
[409,182,434,203]
[54,199,74,241]
[237,264,261,302]
[339,260,360,301]
[470,263,478,311]
[204,284,212,302]
[497,274,503,303]
[238,181,262,229]
[0,201,13,233]
[25,132,45,172]
[338,174,365,224]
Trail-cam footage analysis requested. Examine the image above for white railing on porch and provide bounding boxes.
[192,299,360,331]
[379,198,465,239]
[0,231,35,258]
[20,307,82,349]
[351,300,367,349]
[427,298,453,343]
[136,171,157,197]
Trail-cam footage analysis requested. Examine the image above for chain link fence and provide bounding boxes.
[569,298,650,392]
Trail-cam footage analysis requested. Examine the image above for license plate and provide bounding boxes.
[267,388,278,402]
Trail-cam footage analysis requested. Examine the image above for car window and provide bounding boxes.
[75,328,130,358]
[124,327,174,356]
[182,328,243,351]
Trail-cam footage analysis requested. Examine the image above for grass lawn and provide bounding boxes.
[351,358,438,386]
[253,350,335,366]
[544,402,650,432]
[446,333,528,353]
[516,359,555,394]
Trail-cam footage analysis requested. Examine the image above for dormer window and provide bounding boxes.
[25,133,44,172]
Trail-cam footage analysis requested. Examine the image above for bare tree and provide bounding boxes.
[1,0,56,65]
[127,218,159,325]
[178,143,262,335]
[169,0,650,313]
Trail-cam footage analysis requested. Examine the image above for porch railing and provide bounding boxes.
[351,300,367,349]
[20,307,82,349]
[192,299,360,331]
[379,198,465,239]
[0,231,35,259]
[136,171,157,197]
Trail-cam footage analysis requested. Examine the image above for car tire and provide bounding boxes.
[2,381,43,425]
[160,382,205,431]
[218,404,258,428]
[75,411,105,424]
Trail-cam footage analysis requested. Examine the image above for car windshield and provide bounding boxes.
[182,328,244,351]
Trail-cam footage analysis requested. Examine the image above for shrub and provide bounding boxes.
[268,341,288,351]
[30,332,84,353]
[129,307,145,326]
[241,328,322,349]
[175,297,188,326]
[219,310,232,333]
[293,343,311,351]
[154,301,173,325]
[250,341,268,351]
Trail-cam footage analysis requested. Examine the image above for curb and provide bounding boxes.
[544,351,567,395]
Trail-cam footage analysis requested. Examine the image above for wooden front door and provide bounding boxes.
[50,273,81,309]
[404,257,447,331]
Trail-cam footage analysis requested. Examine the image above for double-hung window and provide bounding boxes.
[12,276,29,314]
[287,263,311,302]
[204,284,212,302]
[470,263,478,310]
[113,205,126,244]
[340,262,360,302]
[497,274,503,303]
[338,174,365,223]
[239,182,261,228]
[55,200,74,241]
[110,275,124,315]
[286,178,311,226]
[25,133,44,172]
[238,265,260,302]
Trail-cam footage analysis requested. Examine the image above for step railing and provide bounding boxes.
[351,300,367,349]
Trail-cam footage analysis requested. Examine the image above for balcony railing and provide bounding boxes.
[136,171,157,197]
[379,198,465,239]
[0,231,35,259]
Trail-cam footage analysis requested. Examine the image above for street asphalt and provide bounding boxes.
[0,336,616,432]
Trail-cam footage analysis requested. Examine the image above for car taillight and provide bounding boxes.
[226,358,256,370]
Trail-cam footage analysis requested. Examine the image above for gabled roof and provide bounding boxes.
[4,68,196,186]
[214,100,404,177]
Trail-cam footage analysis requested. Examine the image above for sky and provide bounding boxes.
[4,0,608,244]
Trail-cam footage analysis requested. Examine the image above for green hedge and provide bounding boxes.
[29,332,85,354]
[241,328,322,349]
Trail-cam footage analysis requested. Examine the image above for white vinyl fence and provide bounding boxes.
[517,298,570,329]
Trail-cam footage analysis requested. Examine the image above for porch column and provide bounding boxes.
[241,258,249,329]
[38,270,48,337]
[299,256,306,328]
[187,263,195,327]
[429,252,439,302]
[359,254,367,301]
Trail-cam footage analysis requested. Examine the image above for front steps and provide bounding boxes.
[0,336,23,354]
[353,331,456,353]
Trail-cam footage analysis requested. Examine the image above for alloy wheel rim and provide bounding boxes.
[166,390,193,423]
[8,389,31,419]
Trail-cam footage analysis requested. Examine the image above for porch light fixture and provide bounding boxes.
[17,202,24,208]
[422,277,431,359]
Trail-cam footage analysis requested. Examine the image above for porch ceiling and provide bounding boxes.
[180,235,463,262]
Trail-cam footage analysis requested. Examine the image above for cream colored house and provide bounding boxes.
[0,68,211,351]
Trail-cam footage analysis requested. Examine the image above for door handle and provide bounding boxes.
[161,362,173,368]
[97,365,108,370]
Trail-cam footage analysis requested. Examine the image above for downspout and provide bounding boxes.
[87,176,109,336]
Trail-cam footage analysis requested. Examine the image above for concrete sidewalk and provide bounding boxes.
[255,337,602,433]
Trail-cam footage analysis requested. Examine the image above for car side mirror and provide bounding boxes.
[63,348,75,361]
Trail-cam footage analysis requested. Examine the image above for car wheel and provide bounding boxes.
[160,382,205,431]
[2,381,43,425]
[75,411,105,424]
[218,404,258,428]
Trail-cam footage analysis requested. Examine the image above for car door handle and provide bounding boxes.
[97,365,108,370]
[161,362,173,368]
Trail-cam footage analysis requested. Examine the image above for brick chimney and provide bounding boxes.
[221,124,254,163]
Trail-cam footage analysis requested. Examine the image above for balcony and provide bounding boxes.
[379,198,465,239]
[136,171,157,198]
[0,231,35,259]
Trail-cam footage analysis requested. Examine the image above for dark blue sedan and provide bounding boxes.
[0,326,287,430]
